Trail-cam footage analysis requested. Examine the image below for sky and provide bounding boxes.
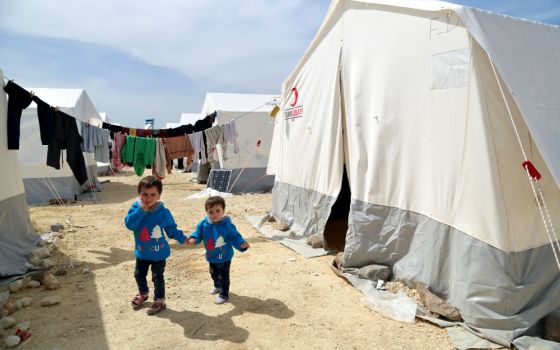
[1,0,559,128]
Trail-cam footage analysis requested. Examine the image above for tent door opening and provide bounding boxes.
[323,166,350,252]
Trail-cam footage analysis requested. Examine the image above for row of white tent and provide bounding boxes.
[167,92,277,193]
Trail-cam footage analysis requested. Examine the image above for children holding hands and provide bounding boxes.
[125,178,249,314]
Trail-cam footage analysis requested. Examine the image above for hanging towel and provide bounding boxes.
[129,128,137,136]
[152,138,167,179]
[188,131,207,164]
[112,133,126,171]
[4,81,33,149]
[133,137,156,176]
[81,122,95,153]
[93,127,110,163]
[121,135,136,164]
[163,135,194,173]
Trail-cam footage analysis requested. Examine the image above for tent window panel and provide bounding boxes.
[431,48,471,89]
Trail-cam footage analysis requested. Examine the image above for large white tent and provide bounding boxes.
[201,92,278,193]
[267,0,560,346]
[19,88,102,204]
[1,70,40,277]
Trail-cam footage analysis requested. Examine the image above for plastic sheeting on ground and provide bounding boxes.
[245,215,329,258]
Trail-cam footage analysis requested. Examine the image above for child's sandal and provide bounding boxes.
[147,301,166,315]
[131,293,148,309]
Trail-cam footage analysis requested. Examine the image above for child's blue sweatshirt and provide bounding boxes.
[124,200,186,261]
[190,216,247,263]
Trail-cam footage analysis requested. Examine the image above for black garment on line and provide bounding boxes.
[4,81,33,149]
[194,115,215,160]
[46,111,88,186]
[32,96,55,145]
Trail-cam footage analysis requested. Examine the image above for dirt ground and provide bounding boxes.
[7,170,453,350]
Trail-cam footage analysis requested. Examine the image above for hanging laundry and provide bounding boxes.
[46,111,88,185]
[223,120,240,154]
[112,133,126,171]
[152,138,167,179]
[33,96,55,145]
[163,135,194,173]
[194,114,215,161]
[121,135,136,164]
[129,128,137,137]
[166,124,194,137]
[81,122,95,153]
[188,131,207,164]
[132,137,156,176]
[93,127,110,163]
[4,81,33,149]
[204,124,224,163]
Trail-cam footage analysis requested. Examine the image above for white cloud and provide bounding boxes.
[0,0,328,89]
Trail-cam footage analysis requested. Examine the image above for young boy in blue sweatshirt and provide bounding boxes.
[187,196,250,304]
[124,176,186,315]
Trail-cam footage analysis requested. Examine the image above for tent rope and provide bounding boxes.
[488,58,560,272]
[21,136,68,207]
[227,120,273,193]
[238,173,270,193]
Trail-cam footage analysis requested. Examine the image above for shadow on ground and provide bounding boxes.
[156,294,294,343]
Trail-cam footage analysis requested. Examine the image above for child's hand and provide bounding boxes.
[186,238,196,246]
[240,242,250,250]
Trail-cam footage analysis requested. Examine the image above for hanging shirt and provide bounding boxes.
[4,81,33,150]
[188,132,206,164]
[223,120,240,155]
[152,138,167,179]
[46,111,88,185]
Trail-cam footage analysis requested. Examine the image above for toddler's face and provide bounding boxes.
[207,204,224,223]
[139,186,160,208]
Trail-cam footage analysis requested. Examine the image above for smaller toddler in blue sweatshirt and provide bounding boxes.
[124,176,186,315]
[187,196,250,304]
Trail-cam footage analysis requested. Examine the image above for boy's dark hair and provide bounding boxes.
[137,176,163,194]
[205,196,225,211]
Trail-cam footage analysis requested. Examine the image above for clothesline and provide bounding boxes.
[2,76,278,133]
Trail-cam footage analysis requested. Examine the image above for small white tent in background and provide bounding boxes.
[267,0,560,346]
[201,92,278,193]
[19,88,102,204]
[98,112,109,123]
[0,70,40,277]
[166,112,200,129]
[180,112,200,126]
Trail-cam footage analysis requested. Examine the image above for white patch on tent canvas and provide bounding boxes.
[431,48,471,89]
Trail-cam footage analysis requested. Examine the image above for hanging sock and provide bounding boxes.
[4,81,33,149]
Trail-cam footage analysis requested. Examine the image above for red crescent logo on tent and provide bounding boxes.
[290,87,299,107]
